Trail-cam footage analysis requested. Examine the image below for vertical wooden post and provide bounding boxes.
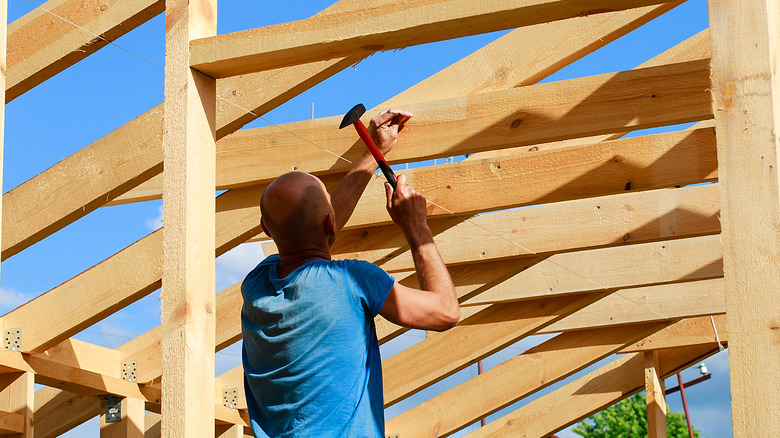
[644,351,666,438]
[0,373,33,437]
[161,0,218,435]
[708,0,780,435]
[100,397,145,438]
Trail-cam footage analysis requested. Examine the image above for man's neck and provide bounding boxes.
[276,246,331,278]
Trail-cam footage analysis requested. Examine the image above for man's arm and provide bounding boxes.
[379,174,459,331]
[329,109,412,233]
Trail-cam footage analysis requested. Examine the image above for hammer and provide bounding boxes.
[339,103,397,190]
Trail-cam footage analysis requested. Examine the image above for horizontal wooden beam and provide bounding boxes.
[382,291,610,407]
[0,410,25,434]
[467,342,722,437]
[6,0,163,102]
[622,314,728,352]
[322,183,721,272]
[386,321,669,437]
[539,278,725,334]
[463,234,722,306]
[117,58,712,204]
[189,0,671,78]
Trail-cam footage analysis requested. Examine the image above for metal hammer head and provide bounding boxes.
[339,103,366,129]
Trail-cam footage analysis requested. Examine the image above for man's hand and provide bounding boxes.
[370,109,413,156]
[384,174,431,245]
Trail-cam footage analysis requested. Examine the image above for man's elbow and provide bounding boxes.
[431,305,460,332]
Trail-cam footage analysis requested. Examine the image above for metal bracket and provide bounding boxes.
[4,328,21,351]
[121,360,137,382]
[223,388,239,408]
[102,395,122,423]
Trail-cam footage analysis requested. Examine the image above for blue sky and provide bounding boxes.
[1,0,731,436]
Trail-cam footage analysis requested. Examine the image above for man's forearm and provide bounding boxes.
[330,152,378,232]
[405,224,457,305]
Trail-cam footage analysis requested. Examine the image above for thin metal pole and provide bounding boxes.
[479,360,485,427]
[677,372,694,438]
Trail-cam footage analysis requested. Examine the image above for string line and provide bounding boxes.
[12,0,726,361]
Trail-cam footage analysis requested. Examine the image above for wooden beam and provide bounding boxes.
[707,1,780,435]
[325,183,720,272]
[539,278,725,334]
[0,372,33,437]
[1,57,354,262]
[118,59,712,201]
[6,0,163,102]
[382,292,610,407]
[160,0,217,434]
[645,350,667,438]
[144,412,161,438]
[100,397,144,438]
[385,322,669,437]
[188,0,671,78]
[463,234,722,306]
[465,343,721,438]
[622,315,728,353]
[117,2,686,203]
[34,387,101,438]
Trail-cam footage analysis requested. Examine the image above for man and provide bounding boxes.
[241,109,459,437]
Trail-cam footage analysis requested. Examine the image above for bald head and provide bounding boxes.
[260,172,335,250]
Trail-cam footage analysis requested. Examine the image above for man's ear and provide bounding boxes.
[260,218,272,238]
[323,212,337,238]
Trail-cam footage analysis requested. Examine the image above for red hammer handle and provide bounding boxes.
[353,120,386,165]
[353,120,397,189]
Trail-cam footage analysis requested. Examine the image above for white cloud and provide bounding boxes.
[0,287,33,313]
[145,204,163,231]
[216,241,265,291]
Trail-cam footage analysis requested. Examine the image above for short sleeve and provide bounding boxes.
[345,260,395,317]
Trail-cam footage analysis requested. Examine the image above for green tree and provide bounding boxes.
[572,393,700,438]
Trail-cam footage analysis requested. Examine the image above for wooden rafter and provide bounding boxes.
[6,0,163,102]
[188,0,673,78]
[386,322,670,437]
[115,59,713,203]
[466,340,724,437]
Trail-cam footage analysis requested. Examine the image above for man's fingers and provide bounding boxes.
[371,110,395,128]
[384,182,394,209]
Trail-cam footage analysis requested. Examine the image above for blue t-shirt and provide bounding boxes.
[241,254,394,438]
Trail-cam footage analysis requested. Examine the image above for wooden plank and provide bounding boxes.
[3,182,263,355]
[382,292,609,406]
[144,60,713,197]
[117,3,688,203]
[326,183,721,272]
[707,1,780,435]
[622,315,728,353]
[2,231,163,354]
[464,343,721,438]
[463,234,723,306]
[144,412,161,438]
[385,322,669,437]
[645,350,667,438]
[100,397,144,438]
[33,337,121,378]
[0,409,25,434]
[1,58,353,262]
[0,372,33,437]
[160,0,217,434]
[189,0,670,78]
[540,278,725,334]
[6,0,163,102]
[34,387,101,438]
